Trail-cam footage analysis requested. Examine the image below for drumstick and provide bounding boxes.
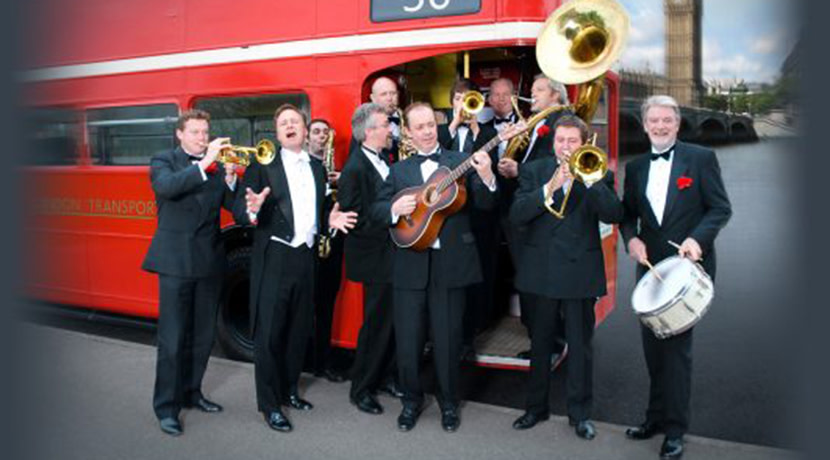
[668,240,704,261]
[642,259,664,283]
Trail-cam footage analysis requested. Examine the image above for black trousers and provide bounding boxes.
[313,234,344,373]
[254,243,315,413]
[153,273,221,419]
[641,325,693,438]
[526,297,595,422]
[349,281,396,400]
[394,251,466,411]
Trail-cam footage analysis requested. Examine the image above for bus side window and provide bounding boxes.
[86,104,178,166]
[25,107,81,166]
[193,93,310,150]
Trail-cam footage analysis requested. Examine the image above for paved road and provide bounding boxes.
[26,138,800,449]
[15,324,797,460]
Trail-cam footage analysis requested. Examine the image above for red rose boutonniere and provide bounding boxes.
[537,124,551,138]
[677,176,693,190]
[204,162,218,174]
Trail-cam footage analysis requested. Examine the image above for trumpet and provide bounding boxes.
[460,90,485,121]
[216,139,276,166]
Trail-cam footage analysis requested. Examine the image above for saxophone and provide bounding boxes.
[394,108,415,161]
[318,129,336,259]
[503,97,569,161]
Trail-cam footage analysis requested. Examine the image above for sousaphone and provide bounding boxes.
[504,0,629,163]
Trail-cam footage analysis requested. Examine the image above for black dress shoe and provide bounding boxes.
[377,381,404,398]
[397,406,421,432]
[351,393,383,415]
[441,408,460,433]
[187,397,223,413]
[512,412,549,430]
[660,437,684,459]
[159,417,183,436]
[286,394,313,411]
[625,421,663,440]
[264,411,292,432]
[574,420,597,440]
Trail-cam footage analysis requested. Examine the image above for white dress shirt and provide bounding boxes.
[493,112,516,159]
[448,124,473,153]
[645,145,675,226]
[362,145,389,180]
[273,148,317,248]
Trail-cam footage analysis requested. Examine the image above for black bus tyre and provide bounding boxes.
[216,246,254,361]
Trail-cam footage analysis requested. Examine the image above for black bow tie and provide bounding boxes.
[388,115,400,125]
[494,115,513,124]
[413,151,440,163]
[651,148,674,162]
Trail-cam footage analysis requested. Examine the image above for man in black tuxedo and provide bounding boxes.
[142,109,239,436]
[307,118,347,383]
[437,78,500,351]
[621,95,732,459]
[372,102,498,433]
[234,104,356,433]
[337,103,400,415]
[497,74,572,359]
[509,116,623,440]
[437,79,498,155]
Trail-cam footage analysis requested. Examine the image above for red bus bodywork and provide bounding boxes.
[23,0,619,367]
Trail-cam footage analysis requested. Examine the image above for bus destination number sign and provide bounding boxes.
[371,0,481,23]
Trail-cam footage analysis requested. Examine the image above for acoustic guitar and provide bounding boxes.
[389,133,507,250]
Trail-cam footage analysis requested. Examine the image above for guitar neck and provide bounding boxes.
[436,133,502,193]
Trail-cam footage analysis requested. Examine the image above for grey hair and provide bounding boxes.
[641,95,681,121]
[351,103,386,143]
[534,73,570,105]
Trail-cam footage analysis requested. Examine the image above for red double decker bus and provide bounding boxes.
[23,0,620,369]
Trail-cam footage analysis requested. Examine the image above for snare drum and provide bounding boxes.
[631,256,714,339]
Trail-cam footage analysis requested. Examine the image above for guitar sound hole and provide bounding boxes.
[424,186,439,206]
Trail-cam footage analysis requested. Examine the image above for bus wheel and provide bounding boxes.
[216,246,254,361]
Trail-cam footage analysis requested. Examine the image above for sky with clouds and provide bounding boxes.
[615,0,801,84]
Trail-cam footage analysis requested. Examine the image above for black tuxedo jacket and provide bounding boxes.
[620,141,732,279]
[371,148,497,290]
[338,145,394,284]
[437,123,498,156]
[510,157,623,299]
[233,153,328,332]
[142,147,238,278]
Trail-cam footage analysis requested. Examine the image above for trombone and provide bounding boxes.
[544,133,608,218]
[216,139,276,166]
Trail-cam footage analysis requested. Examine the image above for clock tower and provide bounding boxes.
[665,0,703,106]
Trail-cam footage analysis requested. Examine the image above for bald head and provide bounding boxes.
[370,77,399,115]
